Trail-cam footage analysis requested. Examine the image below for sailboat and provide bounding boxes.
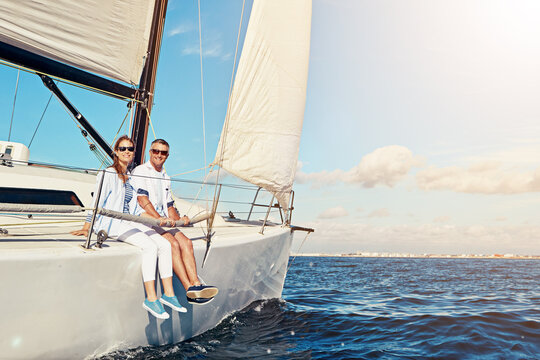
[0,0,312,358]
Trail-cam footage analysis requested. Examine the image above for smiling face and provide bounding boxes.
[149,142,169,171]
[115,139,135,168]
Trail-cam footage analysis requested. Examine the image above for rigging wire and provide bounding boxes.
[197,0,210,225]
[8,70,20,141]
[141,73,209,223]
[98,107,133,170]
[28,92,54,148]
[197,0,208,178]
[208,0,246,231]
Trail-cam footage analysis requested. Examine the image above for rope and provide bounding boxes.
[0,220,83,227]
[170,165,211,177]
[146,107,157,140]
[287,231,312,272]
[28,93,53,148]
[8,70,20,141]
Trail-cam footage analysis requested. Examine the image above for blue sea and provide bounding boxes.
[100,256,540,359]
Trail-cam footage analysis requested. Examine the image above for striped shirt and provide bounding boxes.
[123,180,134,214]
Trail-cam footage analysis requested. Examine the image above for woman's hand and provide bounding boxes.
[71,229,88,236]
[71,223,90,236]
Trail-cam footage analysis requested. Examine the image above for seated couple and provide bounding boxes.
[72,136,218,319]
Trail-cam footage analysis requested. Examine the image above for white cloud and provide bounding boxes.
[416,162,540,194]
[179,29,232,61]
[168,23,192,37]
[181,43,230,60]
[463,144,540,166]
[296,145,422,188]
[317,206,349,219]
[367,208,390,218]
[433,216,450,223]
[292,220,540,255]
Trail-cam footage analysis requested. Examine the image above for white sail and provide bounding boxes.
[213,0,312,210]
[0,0,155,85]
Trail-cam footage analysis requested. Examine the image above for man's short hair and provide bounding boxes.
[151,139,169,148]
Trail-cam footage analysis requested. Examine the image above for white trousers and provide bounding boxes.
[116,222,173,282]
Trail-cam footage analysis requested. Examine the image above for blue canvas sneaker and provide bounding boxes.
[187,296,214,306]
[143,299,170,319]
[186,284,219,299]
[160,294,187,313]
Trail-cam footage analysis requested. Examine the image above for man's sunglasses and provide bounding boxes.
[117,146,134,152]
[150,149,169,156]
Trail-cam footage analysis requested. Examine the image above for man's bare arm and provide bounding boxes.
[168,206,189,225]
[138,195,161,218]
[138,195,175,226]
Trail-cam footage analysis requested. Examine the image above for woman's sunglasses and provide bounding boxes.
[117,146,134,152]
[150,149,169,156]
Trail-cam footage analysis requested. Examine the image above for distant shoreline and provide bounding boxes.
[291,253,540,260]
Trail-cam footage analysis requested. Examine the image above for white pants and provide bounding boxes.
[116,222,173,282]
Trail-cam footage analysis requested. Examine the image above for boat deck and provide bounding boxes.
[0,213,285,253]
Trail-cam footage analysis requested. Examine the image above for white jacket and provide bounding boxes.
[86,167,136,237]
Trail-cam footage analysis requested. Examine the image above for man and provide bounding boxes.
[132,139,218,305]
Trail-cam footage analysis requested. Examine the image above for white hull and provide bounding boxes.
[0,164,293,359]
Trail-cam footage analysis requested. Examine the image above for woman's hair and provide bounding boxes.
[111,135,134,183]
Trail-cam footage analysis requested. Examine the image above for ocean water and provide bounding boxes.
[100,256,540,359]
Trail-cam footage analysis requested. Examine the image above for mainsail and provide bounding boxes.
[213,0,312,210]
[0,0,155,85]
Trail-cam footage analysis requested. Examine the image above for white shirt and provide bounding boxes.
[131,161,174,217]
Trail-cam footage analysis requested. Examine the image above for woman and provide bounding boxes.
[71,135,186,320]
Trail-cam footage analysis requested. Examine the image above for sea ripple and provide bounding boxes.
[99,257,540,359]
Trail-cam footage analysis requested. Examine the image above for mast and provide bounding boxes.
[131,0,169,166]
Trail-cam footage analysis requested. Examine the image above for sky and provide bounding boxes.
[2,0,540,255]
